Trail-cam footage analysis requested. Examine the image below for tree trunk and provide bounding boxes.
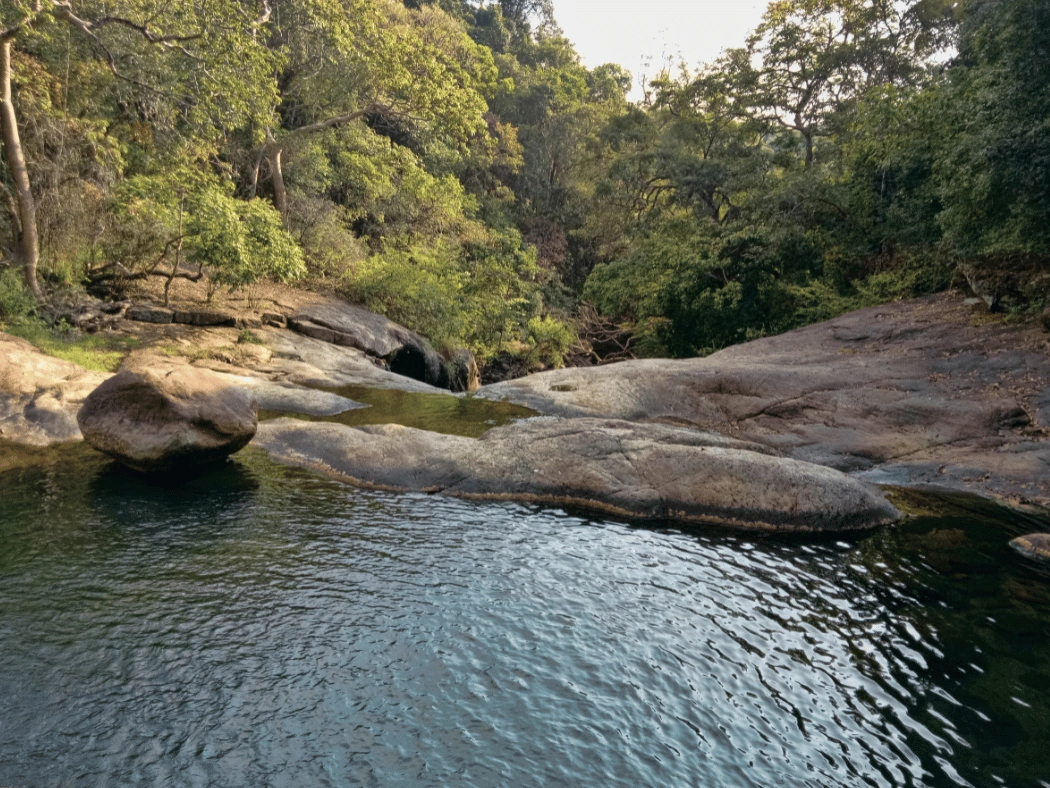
[0,40,42,301]
[803,130,814,169]
[247,147,265,200]
[268,146,287,220]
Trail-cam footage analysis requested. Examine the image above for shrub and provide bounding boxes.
[0,268,35,324]
[525,315,576,369]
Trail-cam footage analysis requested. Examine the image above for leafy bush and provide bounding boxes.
[340,228,544,356]
[188,190,306,290]
[525,315,576,368]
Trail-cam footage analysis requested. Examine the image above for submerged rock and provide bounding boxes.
[77,367,257,472]
[1010,533,1050,564]
[254,416,899,532]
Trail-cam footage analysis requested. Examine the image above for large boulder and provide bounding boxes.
[253,416,900,532]
[77,367,257,472]
[0,333,110,445]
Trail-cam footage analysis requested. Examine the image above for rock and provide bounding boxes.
[172,309,237,327]
[126,305,174,324]
[1009,533,1050,563]
[478,294,1050,508]
[441,348,480,393]
[100,301,130,316]
[235,317,263,330]
[291,300,424,357]
[234,327,446,394]
[387,341,446,388]
[289,299,454,389]
[253,416,900,532]
[244,379,366,417]
[261,312,287,328]
[0,333,110,445]
[77,367,257,472]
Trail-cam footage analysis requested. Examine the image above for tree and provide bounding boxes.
[935,0,1050,258]
[247,0,497,219]
[730,0,948,167]
[0,0,274,300]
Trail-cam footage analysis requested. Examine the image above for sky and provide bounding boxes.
[552,0,768,99]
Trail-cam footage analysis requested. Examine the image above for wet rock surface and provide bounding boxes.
[1010,533,1050,563]
[0,335,110,445]
[479,294,1050,507]
[254,416,900,532]
[77,367,258,473]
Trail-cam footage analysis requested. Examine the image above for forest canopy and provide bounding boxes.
[1,0,1047,366]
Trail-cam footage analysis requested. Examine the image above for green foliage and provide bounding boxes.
[5,0,1046,372]
[189,191,306,289]
[340,227,541,354]
[525,315,575,368]
[0,269,35,324]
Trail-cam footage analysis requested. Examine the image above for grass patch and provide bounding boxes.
[3,318,140,373]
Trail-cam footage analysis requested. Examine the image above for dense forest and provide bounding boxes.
[1,0,1048,371]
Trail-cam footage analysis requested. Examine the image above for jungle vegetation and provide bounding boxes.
[0,0,1047,366]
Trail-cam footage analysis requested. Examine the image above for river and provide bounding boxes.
[1,440,1048,786]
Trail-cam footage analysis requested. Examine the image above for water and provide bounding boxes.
[1,445,1049,787]
[259,385,538,438]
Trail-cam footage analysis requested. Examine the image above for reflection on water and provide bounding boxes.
[259,384,538,438]
[0,446,1048,787]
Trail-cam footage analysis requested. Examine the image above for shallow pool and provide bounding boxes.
[0,445,1048,787]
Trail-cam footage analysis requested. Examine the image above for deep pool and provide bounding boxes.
[0,444,1048,787]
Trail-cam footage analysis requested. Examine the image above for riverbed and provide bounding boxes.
[1,444,1048,787]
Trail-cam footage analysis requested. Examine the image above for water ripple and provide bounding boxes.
[0,451,1047,787]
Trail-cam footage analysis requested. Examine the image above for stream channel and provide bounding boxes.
[1,387,1049,787]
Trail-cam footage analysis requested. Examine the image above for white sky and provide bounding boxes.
[553,0,768,99]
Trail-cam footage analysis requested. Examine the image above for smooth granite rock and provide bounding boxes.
[77,367,257,472]
[253,416,900,532]
[479,294,1050,508]
[289,299,471,390]
[0,334,110,445]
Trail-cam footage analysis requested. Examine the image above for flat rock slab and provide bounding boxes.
[126,305,174,324]
[0,333,110,445]
[479,294,1050,508]
[173,310,237,327]
[254,416,900,532]
[78,367,257,473]
[289,298,476,390]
